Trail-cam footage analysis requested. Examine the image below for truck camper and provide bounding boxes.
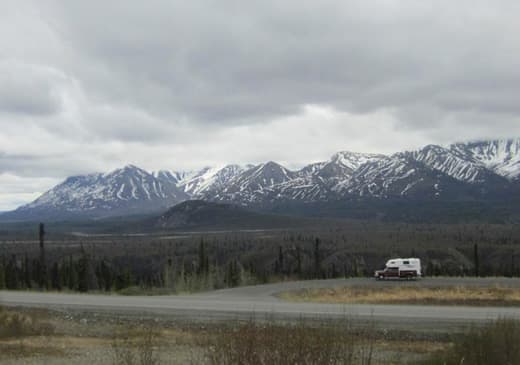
[374,258,421,280]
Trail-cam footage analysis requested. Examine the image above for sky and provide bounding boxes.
[1,1,520,210]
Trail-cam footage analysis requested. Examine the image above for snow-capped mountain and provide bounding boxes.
[403,145,507,185]
[313,151,385,179]
[12,165,188,219]
[199,141,520,206]
[176,164,251,196]
[4,138,520,221]
[334,155,471,199]
[266,152,386,203]
[450,139,520,180]
[153,170,190,185]
[201,162,297,204]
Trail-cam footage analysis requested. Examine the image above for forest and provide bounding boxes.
[1,219,520,293]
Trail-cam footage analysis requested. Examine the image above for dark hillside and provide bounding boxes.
[155,200,314,230]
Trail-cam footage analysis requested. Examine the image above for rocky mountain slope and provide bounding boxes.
[9,165,188,219]
[3,139,520,221]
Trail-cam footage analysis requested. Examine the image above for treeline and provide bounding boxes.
[0,249,263,293]
[0,252,132,292]
[2,222,520,293]
[0,238,331,292]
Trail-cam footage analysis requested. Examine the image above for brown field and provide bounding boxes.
[0,306,448,365]
[279,285,520,306]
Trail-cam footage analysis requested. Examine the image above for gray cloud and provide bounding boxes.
[41,1,520,125]
[1,0,520,209]
[0,62,66,116]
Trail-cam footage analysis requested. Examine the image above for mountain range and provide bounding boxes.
[4,139,520,222]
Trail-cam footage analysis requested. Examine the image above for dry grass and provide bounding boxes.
[111,326,164,365]
[0,306,55,339]
[0,306,59,359]
[280,285,520,306]
[0,306,448,364]
[420,318,520,365]
[201,319,373,365]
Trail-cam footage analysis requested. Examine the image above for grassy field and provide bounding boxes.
[279,285,520,306]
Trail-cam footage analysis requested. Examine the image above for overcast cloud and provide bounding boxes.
[1,0,520,210]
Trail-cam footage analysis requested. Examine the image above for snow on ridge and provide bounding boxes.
[450,139,520,180]
[13,138,520,215]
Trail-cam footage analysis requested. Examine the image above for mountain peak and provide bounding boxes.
[12,164,188,219]
[450,139,520,180]
[5,138,520,221]
[259,161,290,171]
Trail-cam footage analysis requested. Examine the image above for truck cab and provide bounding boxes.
[374,258,421,280]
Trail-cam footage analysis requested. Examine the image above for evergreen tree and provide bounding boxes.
[59,261,68,290]
[38,223,47,289]
[115,268,133,291]
[277,246,284,275]
[67,256,78,290]
[226,260,240,287]
[163,258,175,290]
[31,259,41,286]
[23,253,31,289]
[296,245,302,277]
[197,238,208,276]
[314,237,322,278]
[0,257,6,289]
[99,260,113,291]
[474,243,480,277]
[51,262,62,290]
[77,254,89,292]
[5,255,20,289]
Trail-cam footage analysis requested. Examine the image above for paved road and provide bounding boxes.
[2,278,520,330]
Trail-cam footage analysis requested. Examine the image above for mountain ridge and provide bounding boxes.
[3,138,520,221]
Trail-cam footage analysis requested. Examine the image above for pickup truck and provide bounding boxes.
[374,258,421,280]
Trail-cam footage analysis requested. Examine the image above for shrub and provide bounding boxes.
[203,318,375,365]
[0,306,54,339]
[111,326,160,365]
[420,318,520,365]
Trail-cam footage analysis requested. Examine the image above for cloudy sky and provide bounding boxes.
[1,1,520,210]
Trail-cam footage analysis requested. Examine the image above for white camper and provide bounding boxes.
[374,258,421,279]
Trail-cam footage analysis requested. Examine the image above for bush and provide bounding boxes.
[0,306,54,339]
[111,326,160,365]
[421,318,520,365]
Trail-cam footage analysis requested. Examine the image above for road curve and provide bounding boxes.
[2,278,520,330]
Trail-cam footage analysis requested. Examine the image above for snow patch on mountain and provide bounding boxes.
[7,138,520,219]
[450,139,520,180]
[17,165,188,216]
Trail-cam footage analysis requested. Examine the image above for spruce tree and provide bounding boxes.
[51,262,62,290]
[277,246,284,275]
[67,256,78,290]
[99,260,113,291]
[0,259,5,289]
[38,223,48,289]
[296,245,302,277]
[198,239,208,276]
[23,253,31,289]
[314,237,322,278]
[474,243,480,277]
[77,253,89,292]
[5,255,20,289]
